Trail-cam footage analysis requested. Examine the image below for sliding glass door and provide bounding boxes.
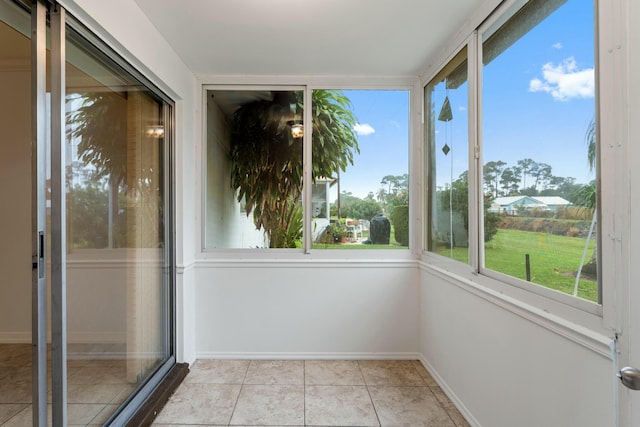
[0,1,174,425]
[0,1,48,424]
[64,18,174,424]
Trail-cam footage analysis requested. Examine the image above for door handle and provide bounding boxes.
[618,367,640,390]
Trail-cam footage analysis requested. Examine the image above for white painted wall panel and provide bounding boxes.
[0,68,31,342]
[195,263,419,358]
[419,270,614,427]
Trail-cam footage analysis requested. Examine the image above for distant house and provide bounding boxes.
[488,195,571,215]
[532,196,572,212]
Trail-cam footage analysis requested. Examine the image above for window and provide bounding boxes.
[205,88,304,249]
[425,49,469,262]
[311,89,410,250]
[204,87,410,251]
[426,0,599,304]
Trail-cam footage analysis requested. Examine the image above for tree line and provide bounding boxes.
[483,158,594,206]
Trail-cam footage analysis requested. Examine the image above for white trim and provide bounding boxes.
[199,75,418,88]
[0,331,126,344]
[196,352,421,360]
[0,332,30,343]
[420,260,614,359]
[419,0,503,84]
[176,260,196,275]
[199,80,418,257]
[67,331,126,344]
[56,0,187,101]
[196,258,419,270]
[418,355,481,427]
[0,59,29,71]
[409,79,423,256]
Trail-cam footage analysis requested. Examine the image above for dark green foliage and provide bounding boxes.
[230,90,359,248]
[324,222,347,244]
[337,193,382,220]
[70,183,126,248]
[483,211,501,242]
[68,93,128,187]
[391,205,409,246]
[438,171,500,244]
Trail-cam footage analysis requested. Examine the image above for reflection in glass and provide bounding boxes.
[206,89,304,249]
[481,0,597,301]
[65,27,170,421]
[426,48,470,262]
[0,1,35,418]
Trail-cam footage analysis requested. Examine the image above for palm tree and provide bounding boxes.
[229,90,359,248]
[577,120,598,283]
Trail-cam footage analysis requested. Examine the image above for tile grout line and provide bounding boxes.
[428,385,466,427]
[358,360,382,427]
[414,360,465,426]
[226,359,252,426]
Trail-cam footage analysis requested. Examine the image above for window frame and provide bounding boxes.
[422,0,607,320]
[200,79,418,259]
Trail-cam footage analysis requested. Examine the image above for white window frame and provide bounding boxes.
[199,77,420,261]
[421,0,616,332]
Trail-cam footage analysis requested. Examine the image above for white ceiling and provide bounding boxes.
[132,0,485,77]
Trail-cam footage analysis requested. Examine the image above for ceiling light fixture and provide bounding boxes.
[145,124,165,139]
[287,120,304,139]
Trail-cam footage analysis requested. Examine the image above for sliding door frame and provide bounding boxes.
[49,3,67,425]
[30,1,47,425]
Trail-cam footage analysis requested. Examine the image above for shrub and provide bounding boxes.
[484,212,501,242]
[391,205,409,246]
[566,227,581,237]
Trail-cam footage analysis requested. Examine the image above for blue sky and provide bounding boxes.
[442,0,595,189]
[335,0,595,200]
[332,89,410,199]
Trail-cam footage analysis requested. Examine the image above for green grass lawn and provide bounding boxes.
[311,228,408,250]
[437,228,597,302]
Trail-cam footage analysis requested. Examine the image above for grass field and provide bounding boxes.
[437,228,597,302]
[311,228,407,250]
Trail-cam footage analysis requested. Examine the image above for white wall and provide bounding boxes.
[205,95,265,249]
[419,266,614,427]
[194,261,419,358]
[66,255,127,345]
[0,66,31,342]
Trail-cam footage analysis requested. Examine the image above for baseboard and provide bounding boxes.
[0,331,127,343]
[0,332,30,343]
[68,331,127,343]
[418,355,481,427]
[196,351,422,360]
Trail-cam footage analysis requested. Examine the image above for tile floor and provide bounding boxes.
[0,344,136,426]
[154,359,470,427]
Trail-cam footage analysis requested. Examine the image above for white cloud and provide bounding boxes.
[458,106,467,112]
[528,57,594,101]
[354,123,375,136]
[552,42,563,49]
[389,120,400,128]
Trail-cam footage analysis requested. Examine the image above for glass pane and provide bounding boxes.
[205,89,304,249]
[0,0,35,417]
[426,48,469,262]
[65,27,171,421]
[311,89,410,249]
[482,0,597,301]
